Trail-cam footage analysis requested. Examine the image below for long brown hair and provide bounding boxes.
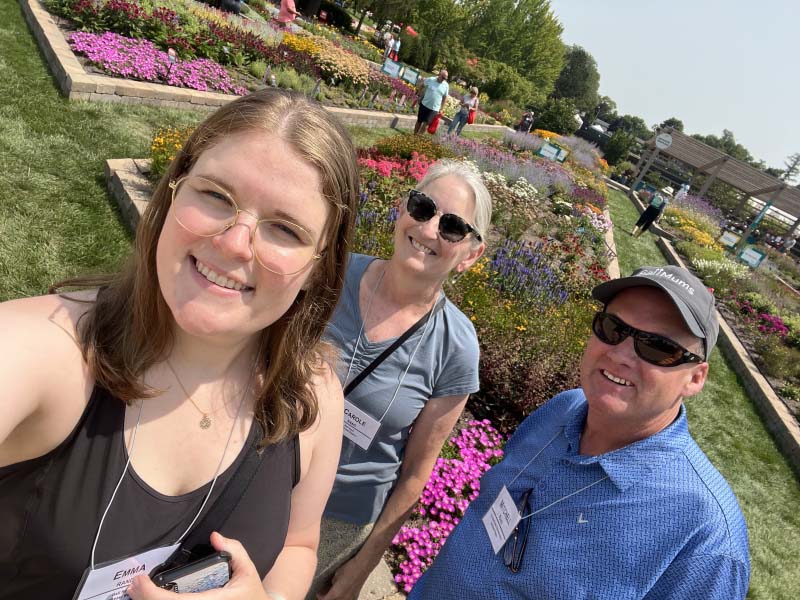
[55,89,359,445]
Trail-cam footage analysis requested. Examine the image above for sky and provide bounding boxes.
[548,0,799,170]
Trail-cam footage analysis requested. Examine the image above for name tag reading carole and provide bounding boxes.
[72,543,180,600]
[342,400,381,451]
[482,486,521,554]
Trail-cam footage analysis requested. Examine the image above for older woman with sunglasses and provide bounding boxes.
[309,161,491,600]
[0,90,359,600]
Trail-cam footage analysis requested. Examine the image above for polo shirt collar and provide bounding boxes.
[561,401,692,492]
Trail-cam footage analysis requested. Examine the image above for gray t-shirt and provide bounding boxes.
[324,254,481,524]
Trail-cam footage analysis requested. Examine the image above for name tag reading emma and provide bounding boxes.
[72,543,180,600]
[482,486,521,554]
[342,400,381,451]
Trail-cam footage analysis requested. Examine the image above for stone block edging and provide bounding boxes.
[612,190,800,475]
[21,0,508,135]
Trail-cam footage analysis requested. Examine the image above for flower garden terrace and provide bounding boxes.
[41,0,508,122]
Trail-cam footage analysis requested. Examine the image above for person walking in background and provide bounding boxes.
[631,192,669,237]
[515,111,534,134]
[414,69,449,135]
[275,0,299,28]
[780,233,798,254]
[383,32,394,60]
[391,35,401,61]
[447,86,479,137]
[307,161,491,600]
[409,266,750,600]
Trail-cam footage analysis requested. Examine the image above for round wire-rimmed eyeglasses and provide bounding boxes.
[168,175,322,276]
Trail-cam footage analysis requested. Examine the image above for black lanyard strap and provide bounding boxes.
[344,297,444,397]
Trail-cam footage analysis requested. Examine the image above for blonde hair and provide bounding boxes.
[55,90,359,445]
[416,160,492,242]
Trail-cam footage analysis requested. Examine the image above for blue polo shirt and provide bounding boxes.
[409,389,750,600]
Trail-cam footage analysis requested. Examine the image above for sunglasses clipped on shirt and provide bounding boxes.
[502,488,533,573]
[406,190,482,243]
[592,312,706,367]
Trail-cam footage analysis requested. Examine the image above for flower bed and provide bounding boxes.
[391,420,505,592]
[68,31,247,95]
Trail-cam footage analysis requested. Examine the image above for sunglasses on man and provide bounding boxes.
[407,190,482,243]
[592,312,705,367]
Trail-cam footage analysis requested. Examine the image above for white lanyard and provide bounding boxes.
[89,374,250,569]
[483,427,609,554]
[508,427,610,509]
[344,267,441,425]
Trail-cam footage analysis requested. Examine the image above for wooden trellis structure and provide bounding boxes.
[631,127,800,234]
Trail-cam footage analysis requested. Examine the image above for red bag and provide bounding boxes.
[467,109,476,125]
[427,113,442,134]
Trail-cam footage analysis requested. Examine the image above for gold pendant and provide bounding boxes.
[199,414,212,429]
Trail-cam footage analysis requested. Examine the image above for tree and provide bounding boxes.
[403,0,467,71]
[780,153,800,182]
[603,130,635,165]
[552,45,600,113]
[463,0,565,104]
[534,98,579,135]
[659,117,684,132]
[691,129,755,165]
[610,114,651,141]
[594,95,618,124]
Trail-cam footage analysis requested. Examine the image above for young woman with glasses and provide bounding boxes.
[0,90,358,600]
[309,161,491,600]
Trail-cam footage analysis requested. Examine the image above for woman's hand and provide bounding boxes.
[127,532,271,600]
[317,555,373,600]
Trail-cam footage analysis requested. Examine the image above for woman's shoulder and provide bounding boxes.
[0,291,96,352]
[0,292,96,462]
[440,297,478,338]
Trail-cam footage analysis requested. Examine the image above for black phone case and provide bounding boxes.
[151,551,231,591]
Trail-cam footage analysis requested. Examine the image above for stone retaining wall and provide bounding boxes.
[21,0,507,133]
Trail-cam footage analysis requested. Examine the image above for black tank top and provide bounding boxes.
[0,386,299,599]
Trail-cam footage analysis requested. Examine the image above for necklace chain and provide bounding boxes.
[165,359,220,430]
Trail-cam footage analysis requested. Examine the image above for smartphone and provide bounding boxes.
[151,551,231,593]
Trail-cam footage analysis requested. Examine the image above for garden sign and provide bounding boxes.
[381,58,402,79]
[737,246,766,269]
[538,142,569,163]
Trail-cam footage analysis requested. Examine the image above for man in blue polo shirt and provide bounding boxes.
[409,266,750,599]
[413,69,449,135]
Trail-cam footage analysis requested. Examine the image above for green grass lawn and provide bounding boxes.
[609,188,800,599]
[2,0,799,593]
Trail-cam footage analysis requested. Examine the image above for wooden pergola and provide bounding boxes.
[630,127,800,234]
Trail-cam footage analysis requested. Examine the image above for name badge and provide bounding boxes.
[342,400,381,451]
[72,543,180,600]
[482,486,521,554]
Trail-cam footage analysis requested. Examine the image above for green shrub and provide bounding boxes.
[753,335,800,380]
[780,313,800,349]
[692,257,749,295]
[675,241,725,264]
[248,60,267,80]
[373,134,455,160]
[738,291,777,315]
[780,383,800,402]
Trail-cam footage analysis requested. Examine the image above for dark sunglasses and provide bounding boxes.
[502,489,533,573]
[407,190,482,243]
[592,312,705,367]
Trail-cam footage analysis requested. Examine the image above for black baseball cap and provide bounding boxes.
[591,266,718,358]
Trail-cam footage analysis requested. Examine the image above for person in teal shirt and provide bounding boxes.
[414,70,449,135]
